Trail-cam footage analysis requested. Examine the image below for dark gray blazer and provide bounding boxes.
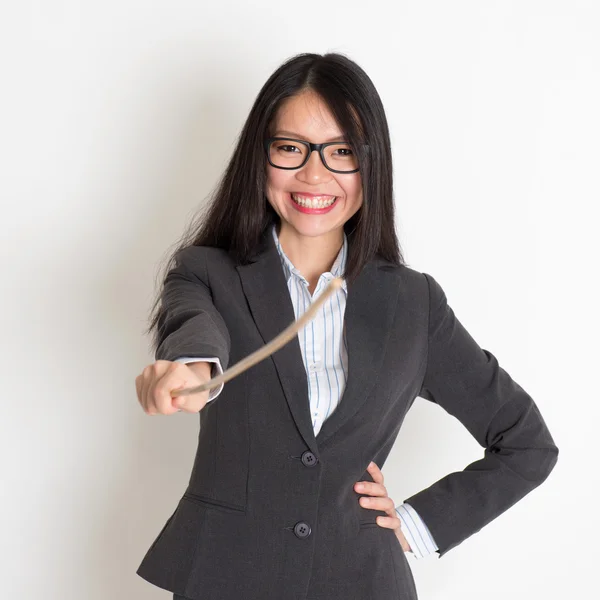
[136,226,558,600]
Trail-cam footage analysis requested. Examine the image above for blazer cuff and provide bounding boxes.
[173,356,224,401]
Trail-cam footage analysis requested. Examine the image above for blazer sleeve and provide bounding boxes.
[154,246,231,374]
[403,272,559,558]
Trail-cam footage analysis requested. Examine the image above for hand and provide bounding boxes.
[135,360,212,415]
[354,461,411,553]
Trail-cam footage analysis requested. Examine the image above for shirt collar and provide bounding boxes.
[271,223,348,294]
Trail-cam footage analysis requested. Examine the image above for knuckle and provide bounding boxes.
[150,362,162,374]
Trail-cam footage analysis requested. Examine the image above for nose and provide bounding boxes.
[297,149,332,183]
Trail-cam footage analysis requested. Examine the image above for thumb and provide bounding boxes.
[172,389,187,410]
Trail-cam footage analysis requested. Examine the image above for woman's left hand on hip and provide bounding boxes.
[354,461,411,552]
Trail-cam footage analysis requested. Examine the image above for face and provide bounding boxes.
[265,90,363,244]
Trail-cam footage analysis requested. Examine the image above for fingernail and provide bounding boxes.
[356,483,364,490]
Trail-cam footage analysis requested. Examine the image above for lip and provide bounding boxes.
[288,192,338,214]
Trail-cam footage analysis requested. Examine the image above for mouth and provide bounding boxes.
[289,192,338,209]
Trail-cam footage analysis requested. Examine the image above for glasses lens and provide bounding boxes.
[322,143,358,172]
[268,139,359,172]
[268,139,308,169]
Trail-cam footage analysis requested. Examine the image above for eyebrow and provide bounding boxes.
[274,130,347,143]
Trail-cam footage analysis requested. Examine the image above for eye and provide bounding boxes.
[329,145,354,158]
[277,144,301,153]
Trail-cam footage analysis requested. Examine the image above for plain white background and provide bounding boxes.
[1,1,597,598]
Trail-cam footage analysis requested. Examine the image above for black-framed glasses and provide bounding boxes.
[264,137,365,173]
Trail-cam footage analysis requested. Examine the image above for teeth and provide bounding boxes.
[291,193,337,208]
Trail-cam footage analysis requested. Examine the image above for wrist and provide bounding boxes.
[185,361,213,379]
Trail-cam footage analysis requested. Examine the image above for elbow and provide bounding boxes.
[526,439,559,488]
[489,427,559,488]
[540,441,559,483]
[489,394,560,487]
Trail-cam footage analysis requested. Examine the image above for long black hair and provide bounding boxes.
[145,52,406,351]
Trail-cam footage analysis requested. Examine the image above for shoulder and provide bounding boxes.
[175,244,234,271]
[377,259,431,291]
[377,260,446,312]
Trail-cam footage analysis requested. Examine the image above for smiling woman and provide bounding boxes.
[264,89,364,261]
[136,52,559,600]
[259,89,372,293]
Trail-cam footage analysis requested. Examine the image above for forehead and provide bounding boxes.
[272,91,343,139]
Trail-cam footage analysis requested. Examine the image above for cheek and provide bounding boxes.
[266,167,291,194]
[340,178,363,203]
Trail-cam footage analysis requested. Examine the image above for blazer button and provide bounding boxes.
[301,450,318,467]
[293,522,312,539]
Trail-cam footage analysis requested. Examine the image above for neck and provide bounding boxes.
[276,222,343,282]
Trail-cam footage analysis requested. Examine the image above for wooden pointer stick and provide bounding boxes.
[171,277,344,398]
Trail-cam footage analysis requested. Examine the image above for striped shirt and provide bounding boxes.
[175,223,439,558]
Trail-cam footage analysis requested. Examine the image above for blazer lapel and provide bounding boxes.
[235,227,400,455]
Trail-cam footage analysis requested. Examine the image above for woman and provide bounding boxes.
[134,52,558,600]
